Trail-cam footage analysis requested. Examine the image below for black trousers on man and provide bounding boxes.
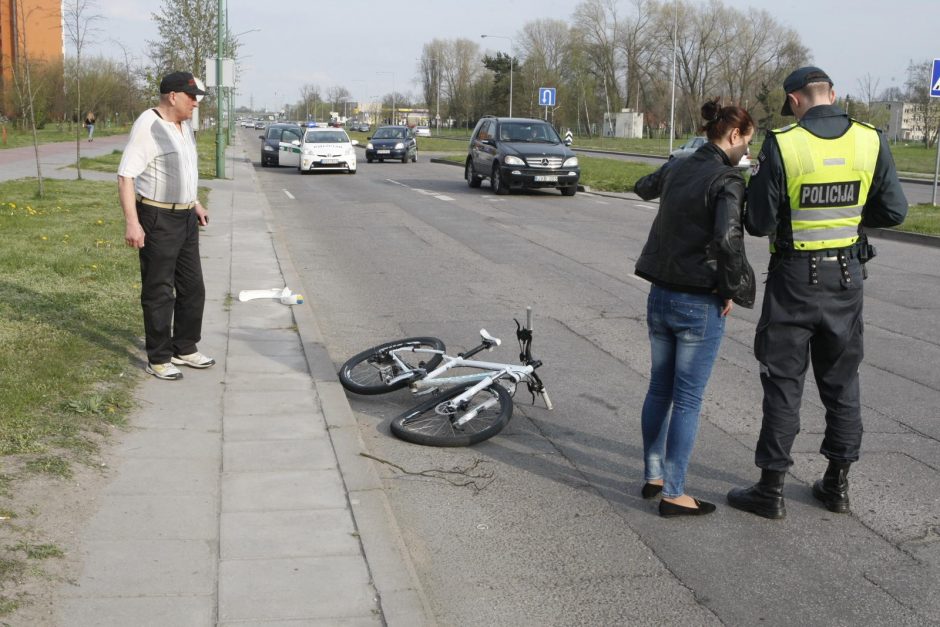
[137,202,205,364]
[753,249,865,471]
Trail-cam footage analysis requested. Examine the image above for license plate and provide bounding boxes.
[534,175,558,182]
[377,149,390,154]
[321,159,338,164]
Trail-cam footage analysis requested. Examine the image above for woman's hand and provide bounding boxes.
[721,299,733,317]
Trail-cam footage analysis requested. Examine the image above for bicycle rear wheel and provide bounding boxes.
[338,337,445,395]
[390,382,513,446]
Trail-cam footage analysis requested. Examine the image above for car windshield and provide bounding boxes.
[305,131,348,143]
[498,122,559,143]
[373,128,404,139]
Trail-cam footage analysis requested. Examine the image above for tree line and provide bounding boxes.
[3,0,938,149]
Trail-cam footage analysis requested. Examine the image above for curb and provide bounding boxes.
[253,150,435,626]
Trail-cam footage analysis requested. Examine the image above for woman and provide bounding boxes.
[633,99,755,518]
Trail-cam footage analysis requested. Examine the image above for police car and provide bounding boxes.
[299,125,358,174]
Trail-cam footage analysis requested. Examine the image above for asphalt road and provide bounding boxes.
[252,137,939,626]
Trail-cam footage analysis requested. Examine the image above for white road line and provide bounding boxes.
[634,203,654,209]
[435,195,454,201]
[282,190,295,200]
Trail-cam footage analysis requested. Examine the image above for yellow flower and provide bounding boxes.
[91,264,98,269]
[41,235,48,240]
[96,219,104,225]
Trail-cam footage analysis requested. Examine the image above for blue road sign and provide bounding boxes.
[539,87,556,107]
[931,59,940,98]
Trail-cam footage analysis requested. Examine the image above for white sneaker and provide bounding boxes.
[146,362,183,380]
[171,352,216,369]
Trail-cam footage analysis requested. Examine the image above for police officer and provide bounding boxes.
[727,67,908,519]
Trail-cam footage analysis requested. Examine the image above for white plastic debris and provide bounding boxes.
[238,286,304,305]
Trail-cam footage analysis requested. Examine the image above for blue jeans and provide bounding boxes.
[641,285,726,498]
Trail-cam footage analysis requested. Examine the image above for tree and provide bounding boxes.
[63,0,102,180]
[904,59,940,149]
[8,0,48,196]
[482,52,514,117]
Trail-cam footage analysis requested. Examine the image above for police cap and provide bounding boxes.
[781,66,832,116]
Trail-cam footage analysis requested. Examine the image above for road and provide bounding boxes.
[255,133,938,625]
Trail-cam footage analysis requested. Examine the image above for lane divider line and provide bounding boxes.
[283,190,295,200]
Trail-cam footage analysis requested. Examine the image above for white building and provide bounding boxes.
[603,109,644,139]
[871,101,925,141]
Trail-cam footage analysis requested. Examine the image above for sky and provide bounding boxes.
[91,0,938,112]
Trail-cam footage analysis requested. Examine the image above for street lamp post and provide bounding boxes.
[424,57,442,134]
[481,34,513,117]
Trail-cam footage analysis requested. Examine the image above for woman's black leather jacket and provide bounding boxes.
[634,142,755,308]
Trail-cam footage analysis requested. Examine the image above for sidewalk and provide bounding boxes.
[50,135,432,625]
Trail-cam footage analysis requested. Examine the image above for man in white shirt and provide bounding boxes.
[118,71,214,380]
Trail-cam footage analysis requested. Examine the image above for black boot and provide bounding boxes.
[727,470,787,519]
[812,461,851,513]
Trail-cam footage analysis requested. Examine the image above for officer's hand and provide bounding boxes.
[721,299,733,317]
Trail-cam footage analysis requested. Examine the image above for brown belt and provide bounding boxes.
[136,194,195,211]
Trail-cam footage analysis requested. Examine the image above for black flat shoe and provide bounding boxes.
[641,482,663,499]
[659,498,716,518]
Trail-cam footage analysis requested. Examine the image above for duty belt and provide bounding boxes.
[136,194,195,211]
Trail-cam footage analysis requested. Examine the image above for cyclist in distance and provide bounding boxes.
[633,98,756,517]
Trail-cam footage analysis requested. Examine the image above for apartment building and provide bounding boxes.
[0,0,63,115]
[871,100,926,142]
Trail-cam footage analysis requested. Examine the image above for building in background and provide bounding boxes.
[0,0,63,117]
[871,101,924,142]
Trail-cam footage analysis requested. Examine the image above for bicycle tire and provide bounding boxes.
[338,337,446,395]
[390,382,513,447]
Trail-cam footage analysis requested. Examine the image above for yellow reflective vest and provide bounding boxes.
[772,120,880,251]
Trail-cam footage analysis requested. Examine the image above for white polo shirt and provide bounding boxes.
[118,109,199,204]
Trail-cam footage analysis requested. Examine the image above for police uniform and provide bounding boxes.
[728,66,907,519]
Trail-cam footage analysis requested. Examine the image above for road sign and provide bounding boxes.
[538,87,556,107]
[931,58,940,97]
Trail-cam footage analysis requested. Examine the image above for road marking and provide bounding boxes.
[282,190,295,200]
[435,195,454,201]
[634,203,654,209]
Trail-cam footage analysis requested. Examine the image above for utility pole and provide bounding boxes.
[215,0,225,178]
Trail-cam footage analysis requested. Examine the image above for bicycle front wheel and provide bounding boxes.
[390,383,513,447]
[338,337,445,395]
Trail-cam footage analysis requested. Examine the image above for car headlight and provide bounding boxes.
[263,145,274,152]
[563,156,579,167]
[503,155,525,166]
[395,142,405,150]
[367,142,374,150]
[303,148,314,155]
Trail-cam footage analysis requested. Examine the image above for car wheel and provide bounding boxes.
[401,153,408,163]
[561,185,577,196]
[492,164,509,195]
[367,158,373,163]
[466,160,481,188]
[348,168,357,174]
[412,150,417,163]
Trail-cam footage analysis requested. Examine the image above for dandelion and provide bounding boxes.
[91,264,98,270]
[96,219,104,225]
[41,235,48,240]
[9,203,15,209]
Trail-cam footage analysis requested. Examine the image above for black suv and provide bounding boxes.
[465,116,579,196]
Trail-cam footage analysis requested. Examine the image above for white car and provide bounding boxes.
[414,125,431,137]
[299,127,358,174]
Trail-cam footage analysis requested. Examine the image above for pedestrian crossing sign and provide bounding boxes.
[931,58,940,97]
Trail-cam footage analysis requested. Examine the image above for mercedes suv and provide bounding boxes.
[465,116,579,196]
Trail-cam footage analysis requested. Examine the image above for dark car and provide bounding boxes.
[259,123,303,167]
[365,125,417,163]
[465,116,579,195]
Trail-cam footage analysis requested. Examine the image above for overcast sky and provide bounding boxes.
[92,0,937,112]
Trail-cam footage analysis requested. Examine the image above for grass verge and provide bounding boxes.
[78,130,220,180]
[895,204,940,236]
[0,177,144,613]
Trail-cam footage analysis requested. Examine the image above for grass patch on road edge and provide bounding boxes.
[896,204,940,236]
[0,177,143,614]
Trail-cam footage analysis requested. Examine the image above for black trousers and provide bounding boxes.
[137,203,205,364]
[753,252,865,471]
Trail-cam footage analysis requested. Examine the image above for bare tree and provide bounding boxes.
[63,0,102,180]
[904,59,940,149]
[8,0,47,196]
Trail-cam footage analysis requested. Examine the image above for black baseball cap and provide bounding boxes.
[159,71,206,96]
[780,66,832,115]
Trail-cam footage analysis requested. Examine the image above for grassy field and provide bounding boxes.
[78,130,220,180]
[0,177,145,613]
[898,204,940,235]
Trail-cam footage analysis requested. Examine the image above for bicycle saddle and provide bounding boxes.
[479,329,502,347]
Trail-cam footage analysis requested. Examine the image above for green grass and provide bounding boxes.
[0,124,131,150]
[885,143,940,176]
[0,176,148,614]
[78,130,220,181]
[894,204,940,235]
